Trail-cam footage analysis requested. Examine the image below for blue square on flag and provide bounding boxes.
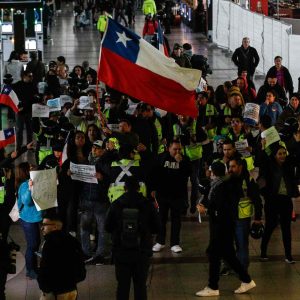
[4,128,14,138]
[102,20,140,63]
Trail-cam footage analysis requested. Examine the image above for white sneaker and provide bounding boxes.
[196,286,220,297]
[171,245,182,253]
[234,280,256,294]
[69,231,76,238]
[152,243,165,252]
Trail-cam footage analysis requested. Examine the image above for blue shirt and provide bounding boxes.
[259,102,283,125]
[17,180,42,223]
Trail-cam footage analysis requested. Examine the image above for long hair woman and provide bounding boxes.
[16,162,42,279]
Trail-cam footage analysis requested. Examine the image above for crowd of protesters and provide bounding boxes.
[0,2,300,299]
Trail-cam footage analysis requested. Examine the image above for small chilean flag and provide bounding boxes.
[0,85,19,113]
[157,21,169,57]
[0,128,16,149]
[98,19,201,117]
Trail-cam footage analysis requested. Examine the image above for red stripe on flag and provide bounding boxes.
[0,94,19,113]
[99,48,198,117]
[0,135,16,149]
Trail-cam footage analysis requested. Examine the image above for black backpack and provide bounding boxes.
[120,208,141,250]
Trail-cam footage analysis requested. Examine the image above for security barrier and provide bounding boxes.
[213,0,300,85]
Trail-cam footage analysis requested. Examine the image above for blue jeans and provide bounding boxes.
[80,201,109,256]
[20,220,40,273]
[234,218,251,270]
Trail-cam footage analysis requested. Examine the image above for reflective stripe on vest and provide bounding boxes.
[108,159,144,201]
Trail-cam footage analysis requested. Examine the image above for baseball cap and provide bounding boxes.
[93,140,104,148]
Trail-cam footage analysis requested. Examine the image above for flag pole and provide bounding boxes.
[13,126,17,152]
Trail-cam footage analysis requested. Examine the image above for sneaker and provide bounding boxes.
[69,231,76,238]
[196,286,220,297]
[152,243,165,252]
[86,255,105,266]
[234,280,256,294]
[84,255,93,263]
[285,256,295,264]
[171,245,182,253]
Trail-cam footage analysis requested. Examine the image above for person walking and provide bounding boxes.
[195,161,256,297]
[232,37,260,80]
[105,176,160,300]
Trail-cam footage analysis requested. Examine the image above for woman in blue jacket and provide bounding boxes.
[259,90,283,125]
[16,162,42,279]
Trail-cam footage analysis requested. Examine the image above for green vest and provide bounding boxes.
[0,176,6,204]
[79,119,101,134]
[205,103,217,117]
[108,159,147,202]
[97,14,111,32]
[39,147,53,164]
[173,121,202,161]
[238,179,254,219]
[223,106,231,116]
[154,118,165,154]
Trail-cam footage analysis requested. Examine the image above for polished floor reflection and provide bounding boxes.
[6,3,300,299]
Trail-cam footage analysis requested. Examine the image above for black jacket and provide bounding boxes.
[38,230,86,295]
[232,46,260,76]
[259,156,299,200]
[266,66,293,95]
[105,191,160,261]
[256,82,287,105]
[150,152,191,198]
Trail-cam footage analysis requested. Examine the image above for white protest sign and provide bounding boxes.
[107,124,120,131]
[30,168,58,211]
[32,104,50,118]
[70,162,97,184]
[261,126,280,148]
[47,98,61,112]
[243,103,260,126]
[60,95,73,106]
[235,139,251,157]
[78,96,91,110]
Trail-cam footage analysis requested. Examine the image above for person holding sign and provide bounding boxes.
[16,162,42,280]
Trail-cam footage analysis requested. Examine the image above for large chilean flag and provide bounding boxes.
[98,19,201,117]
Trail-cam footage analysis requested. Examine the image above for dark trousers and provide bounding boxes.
[261,196,293,258]
[115,256,149,300]
[80,201,108,256]
[20,220,40,273]
[0,270,7,300]
[16,113,32,149]
[0,211,11,242]
[156,196,182,246]
[207,221,251,290]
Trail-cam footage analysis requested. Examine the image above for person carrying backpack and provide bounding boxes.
[105,176,160,300]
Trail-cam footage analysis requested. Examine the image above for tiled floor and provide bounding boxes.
[5,4,300,299]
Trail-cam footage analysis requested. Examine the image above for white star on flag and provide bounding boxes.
[116,31,131,47]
